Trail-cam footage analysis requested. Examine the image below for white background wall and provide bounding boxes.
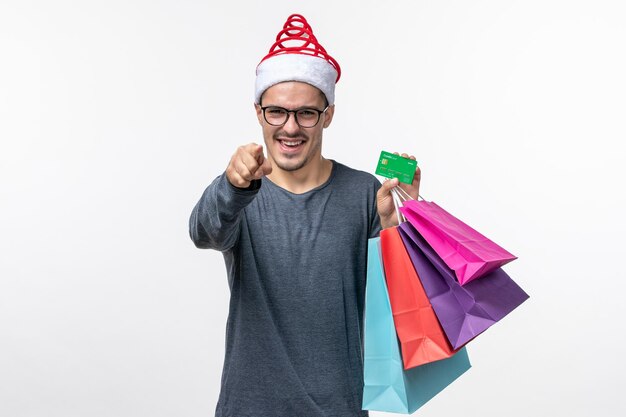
[1,1,624,416]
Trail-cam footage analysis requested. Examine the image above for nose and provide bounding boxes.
[282,111,300,133]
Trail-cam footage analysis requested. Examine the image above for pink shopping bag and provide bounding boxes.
[400,200,517,285]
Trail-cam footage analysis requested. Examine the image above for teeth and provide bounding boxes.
[282,140,302,147]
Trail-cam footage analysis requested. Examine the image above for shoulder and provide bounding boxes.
[328,161,381,234]
[331,161,381,190]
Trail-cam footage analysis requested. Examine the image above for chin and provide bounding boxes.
[275,156,307,172]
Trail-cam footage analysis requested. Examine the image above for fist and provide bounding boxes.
[376,152,421,229]
[226,143,273,188]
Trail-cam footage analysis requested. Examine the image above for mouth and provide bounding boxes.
[276,138,306,153]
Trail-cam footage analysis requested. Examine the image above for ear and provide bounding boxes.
[255,103,263,126]
[322,104,335,128]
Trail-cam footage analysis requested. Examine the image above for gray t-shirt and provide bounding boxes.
[190,161,381,417]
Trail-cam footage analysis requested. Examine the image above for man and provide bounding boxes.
[189,14,420,417]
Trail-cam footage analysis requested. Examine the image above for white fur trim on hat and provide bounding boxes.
[255,53,338,105]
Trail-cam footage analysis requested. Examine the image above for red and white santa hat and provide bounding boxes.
[255,14,341,105]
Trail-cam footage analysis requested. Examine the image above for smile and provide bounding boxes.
[280,140,303,147]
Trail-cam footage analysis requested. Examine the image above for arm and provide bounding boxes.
[189,143,272,251]
[189,174,259,250]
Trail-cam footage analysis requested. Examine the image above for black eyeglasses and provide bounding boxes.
[260,105,329,128]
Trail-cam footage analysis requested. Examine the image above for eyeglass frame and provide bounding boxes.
[259,105,330,128]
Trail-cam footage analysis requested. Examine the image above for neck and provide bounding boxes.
[267,156,333,194]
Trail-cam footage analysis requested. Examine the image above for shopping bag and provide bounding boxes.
[401,200,517,285]
[398,222,530,349]
[363,238,472,414]
[380,227,457,369]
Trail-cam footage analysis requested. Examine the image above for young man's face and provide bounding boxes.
[256,81,334,173]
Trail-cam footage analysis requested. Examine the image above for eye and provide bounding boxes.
[266,107,286,115]
[297,109,317,118]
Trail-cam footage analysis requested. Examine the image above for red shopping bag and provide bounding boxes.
[380,227,458,370]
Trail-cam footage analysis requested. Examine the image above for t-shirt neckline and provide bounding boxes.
[263,159,337,196]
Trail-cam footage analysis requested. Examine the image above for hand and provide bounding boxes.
[376,152,421,229]
[226,143,273,188]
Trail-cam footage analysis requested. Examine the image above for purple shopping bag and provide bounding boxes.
[398,222,529,350]
[401,200,517,285]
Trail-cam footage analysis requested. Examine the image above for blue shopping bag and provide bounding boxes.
[362,238,472,414]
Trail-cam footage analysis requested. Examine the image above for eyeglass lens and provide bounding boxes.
[263,107,323,128]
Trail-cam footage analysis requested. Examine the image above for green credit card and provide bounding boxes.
[375,151,417,184]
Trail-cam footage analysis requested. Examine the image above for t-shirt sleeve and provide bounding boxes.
[189,174,260,251]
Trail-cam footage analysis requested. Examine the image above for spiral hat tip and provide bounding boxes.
[255,14,341,105]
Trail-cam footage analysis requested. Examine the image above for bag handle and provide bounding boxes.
[390,186,406,223]
[386,179,425,224]
[393,185,424,202]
